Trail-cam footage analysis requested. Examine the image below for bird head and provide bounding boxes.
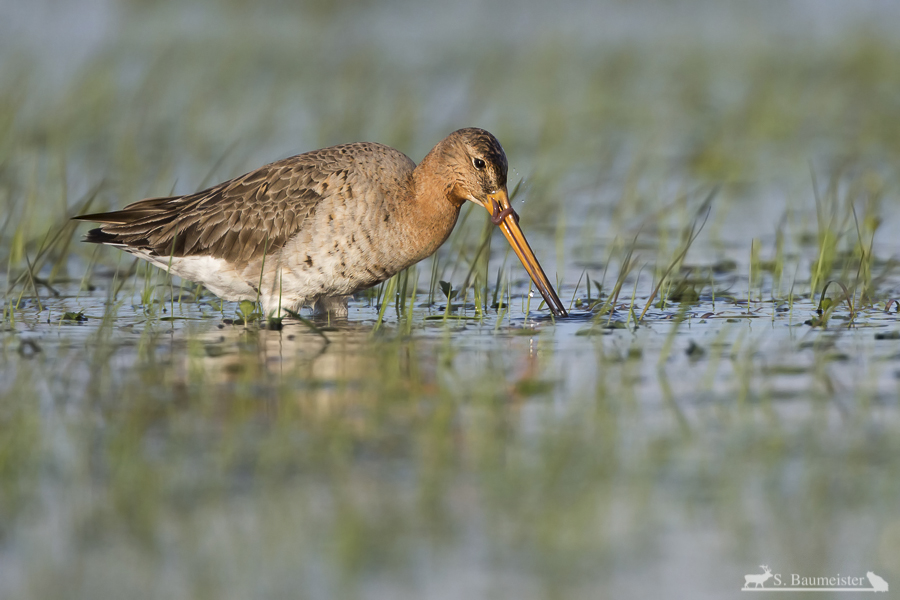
[436,128,567,317]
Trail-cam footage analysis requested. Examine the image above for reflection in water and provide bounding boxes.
[198,322,379,415]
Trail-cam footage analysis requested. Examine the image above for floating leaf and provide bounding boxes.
[236,300,262,322]
[686,340,706,358]
[875,331,900,340]
[438,281,458,300]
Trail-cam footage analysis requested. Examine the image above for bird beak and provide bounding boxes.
[484,188,568,317]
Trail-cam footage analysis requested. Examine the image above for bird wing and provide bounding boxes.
[75,144,382,265]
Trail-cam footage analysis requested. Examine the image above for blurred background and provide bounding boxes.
[2,1,900,599]
[3,0,900,278]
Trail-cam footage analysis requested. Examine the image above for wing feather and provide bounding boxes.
[74,152,341,264]
[74,142,417,265]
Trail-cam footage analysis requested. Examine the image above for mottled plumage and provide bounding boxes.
[74,128,567,318]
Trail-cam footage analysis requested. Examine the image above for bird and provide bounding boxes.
[73,128,568,318]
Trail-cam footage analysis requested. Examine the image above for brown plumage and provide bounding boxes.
[74,128,567,318]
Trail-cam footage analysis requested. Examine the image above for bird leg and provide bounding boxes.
[489,198,520,225]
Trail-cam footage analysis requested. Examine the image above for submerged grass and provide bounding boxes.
[2,1,900,599]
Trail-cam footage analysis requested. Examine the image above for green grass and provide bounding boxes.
[1,1,900,598]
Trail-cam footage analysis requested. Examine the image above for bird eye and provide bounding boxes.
[473,158,486,170]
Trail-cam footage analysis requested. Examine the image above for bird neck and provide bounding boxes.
[399,151,464,261]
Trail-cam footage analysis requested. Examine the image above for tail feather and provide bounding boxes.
[72,210,158,225]
[72,196,177,224]
[73,199,175,249]
[82,227,130,246]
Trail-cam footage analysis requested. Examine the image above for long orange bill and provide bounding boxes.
[486,188,568,317]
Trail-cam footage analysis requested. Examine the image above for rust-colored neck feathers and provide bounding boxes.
[387,138,464,261]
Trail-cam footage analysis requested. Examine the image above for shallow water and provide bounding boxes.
[3,267,899,598]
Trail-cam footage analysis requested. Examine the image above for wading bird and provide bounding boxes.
[74,128,567,318]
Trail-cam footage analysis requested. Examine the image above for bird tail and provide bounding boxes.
[80,227,127,246]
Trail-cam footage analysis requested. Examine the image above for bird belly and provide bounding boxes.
[276,247,398,302]
[134,247,396,315]
[272,211,414,307]
[134,252,259,301]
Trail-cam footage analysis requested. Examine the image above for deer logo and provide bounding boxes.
[743,565,773,589]
[867,572,889,592]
